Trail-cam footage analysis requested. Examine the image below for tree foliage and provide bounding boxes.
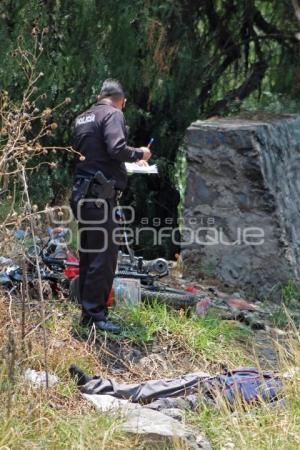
[0,0,299,257]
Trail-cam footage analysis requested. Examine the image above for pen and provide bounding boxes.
[147,137,154,148]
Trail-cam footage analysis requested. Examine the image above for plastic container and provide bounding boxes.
[113,278,141,306]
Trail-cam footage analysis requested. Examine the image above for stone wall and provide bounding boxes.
[182,114,300,298]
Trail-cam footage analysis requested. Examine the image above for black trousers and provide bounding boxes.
[71,198,119,322]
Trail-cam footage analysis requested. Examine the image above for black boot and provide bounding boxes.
[94,320,121,334]
[80,315,121,334]
[69,364,92,386]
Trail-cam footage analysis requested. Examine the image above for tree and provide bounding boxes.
[0,0,299,257]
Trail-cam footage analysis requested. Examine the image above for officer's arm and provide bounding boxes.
[103,110,144,162]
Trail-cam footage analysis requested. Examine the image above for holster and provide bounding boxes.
[88,170,116,200]
[70,171,116,211]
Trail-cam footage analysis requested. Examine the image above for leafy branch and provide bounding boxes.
[0,32,78,393]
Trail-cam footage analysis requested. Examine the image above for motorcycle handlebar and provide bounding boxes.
[42,254,79,268]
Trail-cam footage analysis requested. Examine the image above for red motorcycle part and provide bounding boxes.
[63,250,80,279]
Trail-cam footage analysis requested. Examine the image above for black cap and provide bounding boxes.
[100,79,125,98]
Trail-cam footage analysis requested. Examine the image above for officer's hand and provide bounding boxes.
[140,146,152,161]
[136,160,149,167]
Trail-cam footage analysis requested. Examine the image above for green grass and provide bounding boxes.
[0,296,252,449]
[1,403,119,450]
[281,280,300,306]
[270,306,289,328]
[268,281,300,327]
[188,393,300,450]
[186,322,300,450]
[1,294,300,450]
[111,302,251,365]
[0,360,171,450]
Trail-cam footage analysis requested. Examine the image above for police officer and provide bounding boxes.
[70,79,151,333]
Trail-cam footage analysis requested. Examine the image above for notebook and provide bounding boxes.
[125,163,158,174]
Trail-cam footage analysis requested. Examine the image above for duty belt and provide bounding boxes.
[74,174,122,201]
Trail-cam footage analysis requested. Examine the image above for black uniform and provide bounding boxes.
[70,99,143,322]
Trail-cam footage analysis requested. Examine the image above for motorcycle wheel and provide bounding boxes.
[70,275,199,309]
[141,286,198,308]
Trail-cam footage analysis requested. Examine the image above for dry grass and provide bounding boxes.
[0,295,173,449]
[0,290,250,449]
[188,316,300,450]
[1,289,300,449]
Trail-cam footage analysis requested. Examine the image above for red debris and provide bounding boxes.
[226,297,257,311]
[196,297,212,317]
[63,250,79,279]
[185,285,198,294]
[106,288,114,306]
